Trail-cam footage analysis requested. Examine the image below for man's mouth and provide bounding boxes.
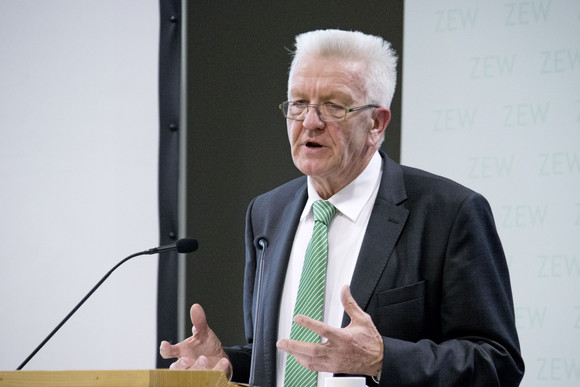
[306,141,323,148]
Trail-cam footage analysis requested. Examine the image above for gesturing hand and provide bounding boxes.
[276,285,383,376]
[159,303,232,378]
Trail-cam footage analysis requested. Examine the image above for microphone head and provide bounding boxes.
[176,238,199,253]
[254,236,269,249]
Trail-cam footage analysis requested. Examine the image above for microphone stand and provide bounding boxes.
[17,250,148,370]
[16,238,197,371]
[248,238,267,387]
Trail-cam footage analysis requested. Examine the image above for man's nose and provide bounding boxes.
[302,105,325,129]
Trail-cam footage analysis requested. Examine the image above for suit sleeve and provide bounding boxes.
[377,193,524,386]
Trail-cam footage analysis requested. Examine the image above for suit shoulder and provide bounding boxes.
[400,164,483,203]
[246,176,307,232]
[398,165,497,228]
[252,175,306,205]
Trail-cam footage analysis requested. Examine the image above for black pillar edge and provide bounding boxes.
[156,0,181,369]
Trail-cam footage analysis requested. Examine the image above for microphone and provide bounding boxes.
[146,237,199,254]
[249,236,268,387]
[16,237,199,371]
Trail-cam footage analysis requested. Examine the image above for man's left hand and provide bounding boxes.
[276,285,383,377]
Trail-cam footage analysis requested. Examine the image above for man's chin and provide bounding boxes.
[294,163,333,179]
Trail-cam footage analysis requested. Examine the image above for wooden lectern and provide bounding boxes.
[0,369,242,387]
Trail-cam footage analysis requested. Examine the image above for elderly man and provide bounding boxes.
[160,29,524,386]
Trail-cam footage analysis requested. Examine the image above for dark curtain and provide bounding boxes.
[156,0,181,369]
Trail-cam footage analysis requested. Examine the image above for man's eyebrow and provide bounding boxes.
[288,92,304,100]
[288,90,353,104]
[288,89,308,100]
[324,92,352,104]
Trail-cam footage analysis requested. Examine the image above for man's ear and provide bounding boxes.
[369,107,391,143]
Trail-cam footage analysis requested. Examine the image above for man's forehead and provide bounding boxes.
[288,86,353,103]
[292,56,363,78]
[288,57,366,102]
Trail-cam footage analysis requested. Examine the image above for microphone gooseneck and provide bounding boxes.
[16,238,198,371]
[249,236,268,387]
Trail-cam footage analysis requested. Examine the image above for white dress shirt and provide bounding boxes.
[276,152,382,386]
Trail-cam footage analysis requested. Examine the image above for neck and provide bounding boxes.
[310,151,376,199]
[310,179,346,200]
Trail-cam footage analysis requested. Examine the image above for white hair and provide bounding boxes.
[288,29,398,108]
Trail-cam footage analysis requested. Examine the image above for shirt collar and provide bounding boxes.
[301,152,382,222]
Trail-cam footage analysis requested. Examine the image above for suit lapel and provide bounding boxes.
[345,153,409,325]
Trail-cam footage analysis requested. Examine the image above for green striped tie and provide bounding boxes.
[284,200,337,387]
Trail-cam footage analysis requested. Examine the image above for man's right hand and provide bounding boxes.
[159,303,232,378]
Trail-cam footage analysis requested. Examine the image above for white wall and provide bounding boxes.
[402,1,579,385]
[0,0,160,370]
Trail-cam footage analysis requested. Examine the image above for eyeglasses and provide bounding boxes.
[279,101,379,122]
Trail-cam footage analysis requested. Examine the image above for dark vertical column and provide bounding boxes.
[156,0,181,369]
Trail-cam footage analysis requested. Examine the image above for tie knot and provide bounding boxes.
[312,200,337,226]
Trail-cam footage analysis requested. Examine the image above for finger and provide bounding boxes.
[159,340,179,359]
[293,315,334,340]
[341,285,365,321]
[213,357,232,374]
[189,355,209,370]
[175,356,230,373]
[190,304,209,336]
[277,338,319,358]
[277,339,328,372]
[169,357,192,370]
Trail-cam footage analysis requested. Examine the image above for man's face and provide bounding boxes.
[287,55,385,194]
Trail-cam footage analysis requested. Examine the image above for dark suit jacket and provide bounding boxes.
[225,152,524,386]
